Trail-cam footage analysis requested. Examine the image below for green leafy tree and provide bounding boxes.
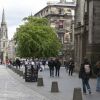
[14,16,61,58]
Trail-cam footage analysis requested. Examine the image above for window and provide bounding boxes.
[59,8,62,14]
[59,20,64,28]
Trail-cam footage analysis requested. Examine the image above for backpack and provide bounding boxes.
[84,64,90,74]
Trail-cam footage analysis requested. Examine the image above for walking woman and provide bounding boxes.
[95,61,100,92]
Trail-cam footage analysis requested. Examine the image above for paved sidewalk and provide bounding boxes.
[1,65,100,100]
[23,67,100,100]
[0,65,49,100]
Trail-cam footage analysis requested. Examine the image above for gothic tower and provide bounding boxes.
[0,9,8,64]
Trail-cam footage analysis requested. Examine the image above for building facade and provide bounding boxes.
[87,0,100,64]
[75,0,100,70]
[0,9,8,64]
[34,0,76,60]
[8,39,16,60]
[74,0,86,70]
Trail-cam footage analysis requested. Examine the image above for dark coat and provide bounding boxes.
[48,60,55,70]
[55,59,61,69]
[16,59,21,66]
[95,67,100,77]
[68,60,75,69]
[94,61,100,77]
[79,63,92,79]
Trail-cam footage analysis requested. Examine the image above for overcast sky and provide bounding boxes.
[0,0,72,40]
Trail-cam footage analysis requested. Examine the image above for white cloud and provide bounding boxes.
[8,25,17,39]
[0,0,48,39]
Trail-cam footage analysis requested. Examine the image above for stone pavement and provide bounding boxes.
[0,65,49,100]
[0,65,100,100]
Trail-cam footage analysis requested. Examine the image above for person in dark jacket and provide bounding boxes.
[68,58,75,76]
[48,58,55,77]
[79,58,92,94]
[95,61,100,92]
[64,60,69,72]
[16,58,21,69]
[42,59,46,69]
[55,58,61,77]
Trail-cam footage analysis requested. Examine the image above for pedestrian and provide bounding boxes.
[42,59,46,69]
[68,58,75,76]
[15,58,21,69]
[48,58,55,77]
[55,58,61,77]
[64,60,69,72]
[79,58,92,94]
[95,61,100,92]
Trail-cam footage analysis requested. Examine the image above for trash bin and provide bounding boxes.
[25,64,38,82]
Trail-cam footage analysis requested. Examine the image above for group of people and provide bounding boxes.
[48,57,61,77]
[8,58,46,71]
[48,57,100,95]
[79,58,100,94]
[6,57,100,94]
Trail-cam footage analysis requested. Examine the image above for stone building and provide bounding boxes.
[87,0,100,64]
[74,0,85,70]
[0,9,8,64]
[75,0,100,70]
[34,0,76,60]
[8,39,16,60]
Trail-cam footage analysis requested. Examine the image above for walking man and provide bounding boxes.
[48,58,55,77]
[68,58,74,76]
[79,58,92,94]
[55,58,61,77]
[15,58,21,69]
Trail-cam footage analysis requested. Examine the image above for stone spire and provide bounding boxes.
[60,0,66,3]
[1,9,6,25]
[0,8,8,39]
[0,9,8,64]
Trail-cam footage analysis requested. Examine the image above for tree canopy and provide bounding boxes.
[14,16,61,58]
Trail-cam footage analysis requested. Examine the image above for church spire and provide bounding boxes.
[0,8,8,64]
[0,8,8,39]
[1,9,6,25]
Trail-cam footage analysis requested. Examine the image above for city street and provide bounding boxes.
[0,65,100,100]
[0,0,100,100]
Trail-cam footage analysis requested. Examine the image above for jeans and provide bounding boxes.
[82,79,91,93]
[96,77,100,92]
[50,69,54,77]
[69,68,73,76]
[55,68,60,77]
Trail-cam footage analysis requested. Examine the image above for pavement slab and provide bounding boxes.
[0,65,49,100]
